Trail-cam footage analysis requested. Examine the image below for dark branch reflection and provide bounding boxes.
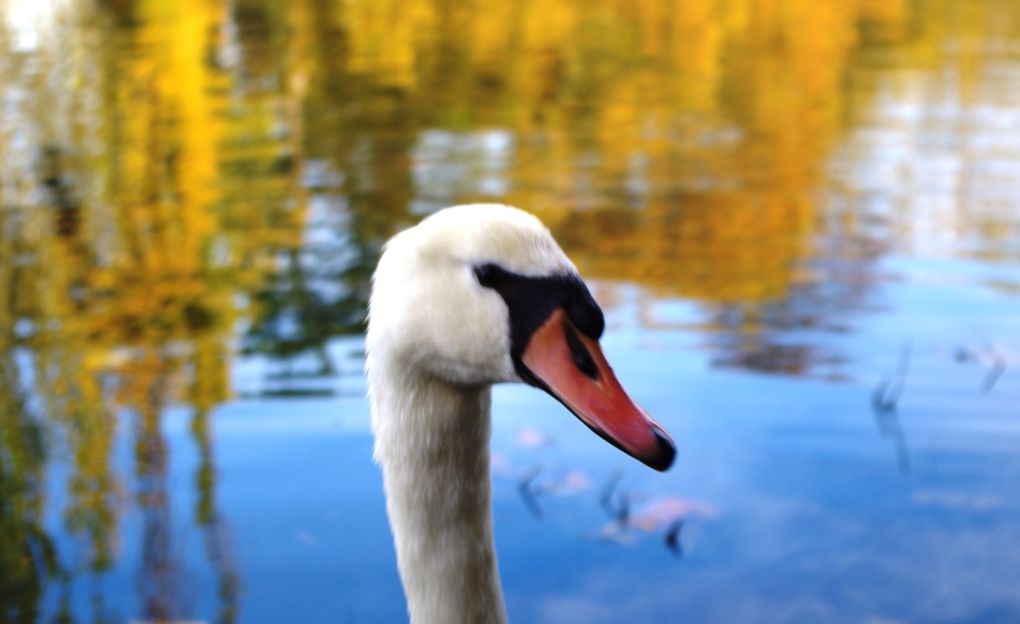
[191,404,241,623]
[0,318,58,624]
[135,371,181,621]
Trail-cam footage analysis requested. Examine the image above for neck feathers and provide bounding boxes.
[369,358,508,624]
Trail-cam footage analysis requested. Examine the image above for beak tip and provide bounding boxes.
[646,428,676,472]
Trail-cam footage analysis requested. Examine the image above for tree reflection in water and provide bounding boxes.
[0,314,57,623]
[0,0,1018,619]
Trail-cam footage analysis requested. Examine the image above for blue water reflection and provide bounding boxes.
[31,267,1020,622]
[2,0,1020,621]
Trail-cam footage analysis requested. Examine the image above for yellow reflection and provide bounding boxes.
[0,0,1014,399]
[0,0,1018,611]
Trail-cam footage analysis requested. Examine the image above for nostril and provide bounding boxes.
[563,321,599,380]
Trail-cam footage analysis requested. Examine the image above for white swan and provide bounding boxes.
[367,204,675,623]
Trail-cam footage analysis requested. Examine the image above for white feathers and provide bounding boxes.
[367,203,574,386]
[366,204,577,624]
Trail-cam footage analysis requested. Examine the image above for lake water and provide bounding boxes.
[1,0,1019,622]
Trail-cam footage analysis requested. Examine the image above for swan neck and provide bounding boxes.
[371,365,508,624]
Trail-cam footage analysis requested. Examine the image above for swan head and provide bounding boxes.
[368,204,675,471]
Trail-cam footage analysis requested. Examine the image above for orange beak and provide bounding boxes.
[520,309,676,471]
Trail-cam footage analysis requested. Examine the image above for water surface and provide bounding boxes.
[1,0,1019,622]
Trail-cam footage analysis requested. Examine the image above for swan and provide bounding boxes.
[367,204,676,623]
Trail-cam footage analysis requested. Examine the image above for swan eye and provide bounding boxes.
[565,286,605,340]
[473,263,504,288]
[473,263,605,342]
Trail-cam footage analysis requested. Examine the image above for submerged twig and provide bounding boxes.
[982,351,1007,394]
[664,519,684,558]
[598,469,629,525]
[615,491,630,526]
[956,342,1010,393]
[598,469,623,512]
[517,465,544,519]
[871,342,912,475]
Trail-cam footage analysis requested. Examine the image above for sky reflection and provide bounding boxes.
[1,0,1019,621]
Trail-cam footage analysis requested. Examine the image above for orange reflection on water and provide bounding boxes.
[1,0,1019,619]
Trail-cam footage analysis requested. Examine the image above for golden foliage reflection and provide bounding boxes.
[1,0,1019,618]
